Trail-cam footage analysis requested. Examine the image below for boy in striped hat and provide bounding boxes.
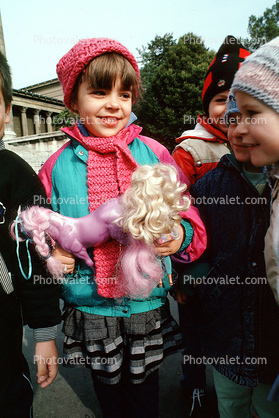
[173,35,250,187]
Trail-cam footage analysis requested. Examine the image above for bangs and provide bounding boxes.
[71,52,139,104]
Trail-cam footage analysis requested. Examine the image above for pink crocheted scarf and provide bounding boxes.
[71,123,140,298]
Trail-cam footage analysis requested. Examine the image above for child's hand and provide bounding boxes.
[172,283,188,305]
[52,245,75,274]
[155,224,185,256]
[35,340,59,388]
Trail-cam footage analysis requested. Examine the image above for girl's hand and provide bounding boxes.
[35,340,59,388]
[155,223,185,256]
[52,245,75,274]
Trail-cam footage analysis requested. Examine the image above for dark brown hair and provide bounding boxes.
[0,52,12,109]
[71,52,139,106]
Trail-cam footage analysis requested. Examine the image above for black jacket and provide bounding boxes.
[191,153,279,387]
[0,149,61,389]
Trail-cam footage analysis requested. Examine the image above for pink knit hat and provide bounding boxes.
[57,38,140,110]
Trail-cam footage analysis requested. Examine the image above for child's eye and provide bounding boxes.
[246,110,256,117]
[121,92,132,99]
[243,108,258,117]
[229,117,238,125]
[226,113,241,126]
[92,90,106,96]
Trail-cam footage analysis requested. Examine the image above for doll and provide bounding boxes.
[11,163,190,298]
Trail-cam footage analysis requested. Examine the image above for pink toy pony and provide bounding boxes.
[11,164,190,298]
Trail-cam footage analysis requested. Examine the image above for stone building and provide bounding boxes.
[4,79,69,172]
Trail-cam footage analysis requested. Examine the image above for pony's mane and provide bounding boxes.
[10,206,63,278]
[118,163,190,245]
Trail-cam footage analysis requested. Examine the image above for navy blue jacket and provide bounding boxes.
[191,153,279,387]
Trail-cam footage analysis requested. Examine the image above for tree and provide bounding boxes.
[242,1,279,51]
[133,33,214,151]
[52,108,78,130]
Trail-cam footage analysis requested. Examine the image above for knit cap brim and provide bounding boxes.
[231,36,279,114]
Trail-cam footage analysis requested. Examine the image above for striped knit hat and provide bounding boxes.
[202,35,250,115]
[231,36,279,114]
[57,38,140,111]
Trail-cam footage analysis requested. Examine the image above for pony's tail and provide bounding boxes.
[11,206,64,279]
[118,237,162,298]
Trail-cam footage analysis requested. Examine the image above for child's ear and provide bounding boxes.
[5,103,11,124]
[70,101,79,114]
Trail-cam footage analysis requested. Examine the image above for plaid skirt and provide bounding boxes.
[62,300,183,384]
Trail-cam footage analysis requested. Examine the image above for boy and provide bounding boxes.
[173,36,250,416]
[173,35,250,187]
[229,36,279,307]
[230,37,279,404]
[188,94,279,417]
[0,52,61,416]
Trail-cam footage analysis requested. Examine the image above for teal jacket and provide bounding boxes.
[39,123,206,317]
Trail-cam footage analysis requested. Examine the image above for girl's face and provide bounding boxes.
[234,91,279,167]
[73,76,132,137]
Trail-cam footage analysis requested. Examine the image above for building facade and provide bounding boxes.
[4,79,70,172]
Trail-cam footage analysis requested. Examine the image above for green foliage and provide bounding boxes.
[242,1,279,51]
[52,108,78,130]
[133,33,214,151]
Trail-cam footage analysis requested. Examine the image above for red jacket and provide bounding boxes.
[173,115,231,187]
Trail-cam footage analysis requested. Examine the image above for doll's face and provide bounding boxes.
[72,76,132,137]
[235,91,279,167]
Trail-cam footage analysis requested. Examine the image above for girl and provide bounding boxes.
[39,38,206,417]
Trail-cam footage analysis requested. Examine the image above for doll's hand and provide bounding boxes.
[52,245,75,274]
[35,340,59,388]
[155,224,185,256]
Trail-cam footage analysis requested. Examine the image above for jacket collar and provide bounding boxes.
[176,114,228,144]
[222,153,270,192]
[224,153,243,172]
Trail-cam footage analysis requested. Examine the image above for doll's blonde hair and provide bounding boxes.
[119,164,190,246]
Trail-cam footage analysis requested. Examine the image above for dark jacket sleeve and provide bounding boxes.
[0,150,61,329]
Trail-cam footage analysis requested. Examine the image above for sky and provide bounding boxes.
[1,0,276,89]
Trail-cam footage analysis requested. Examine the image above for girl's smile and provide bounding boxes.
[99,117,119,125]
[72,77,132,137]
